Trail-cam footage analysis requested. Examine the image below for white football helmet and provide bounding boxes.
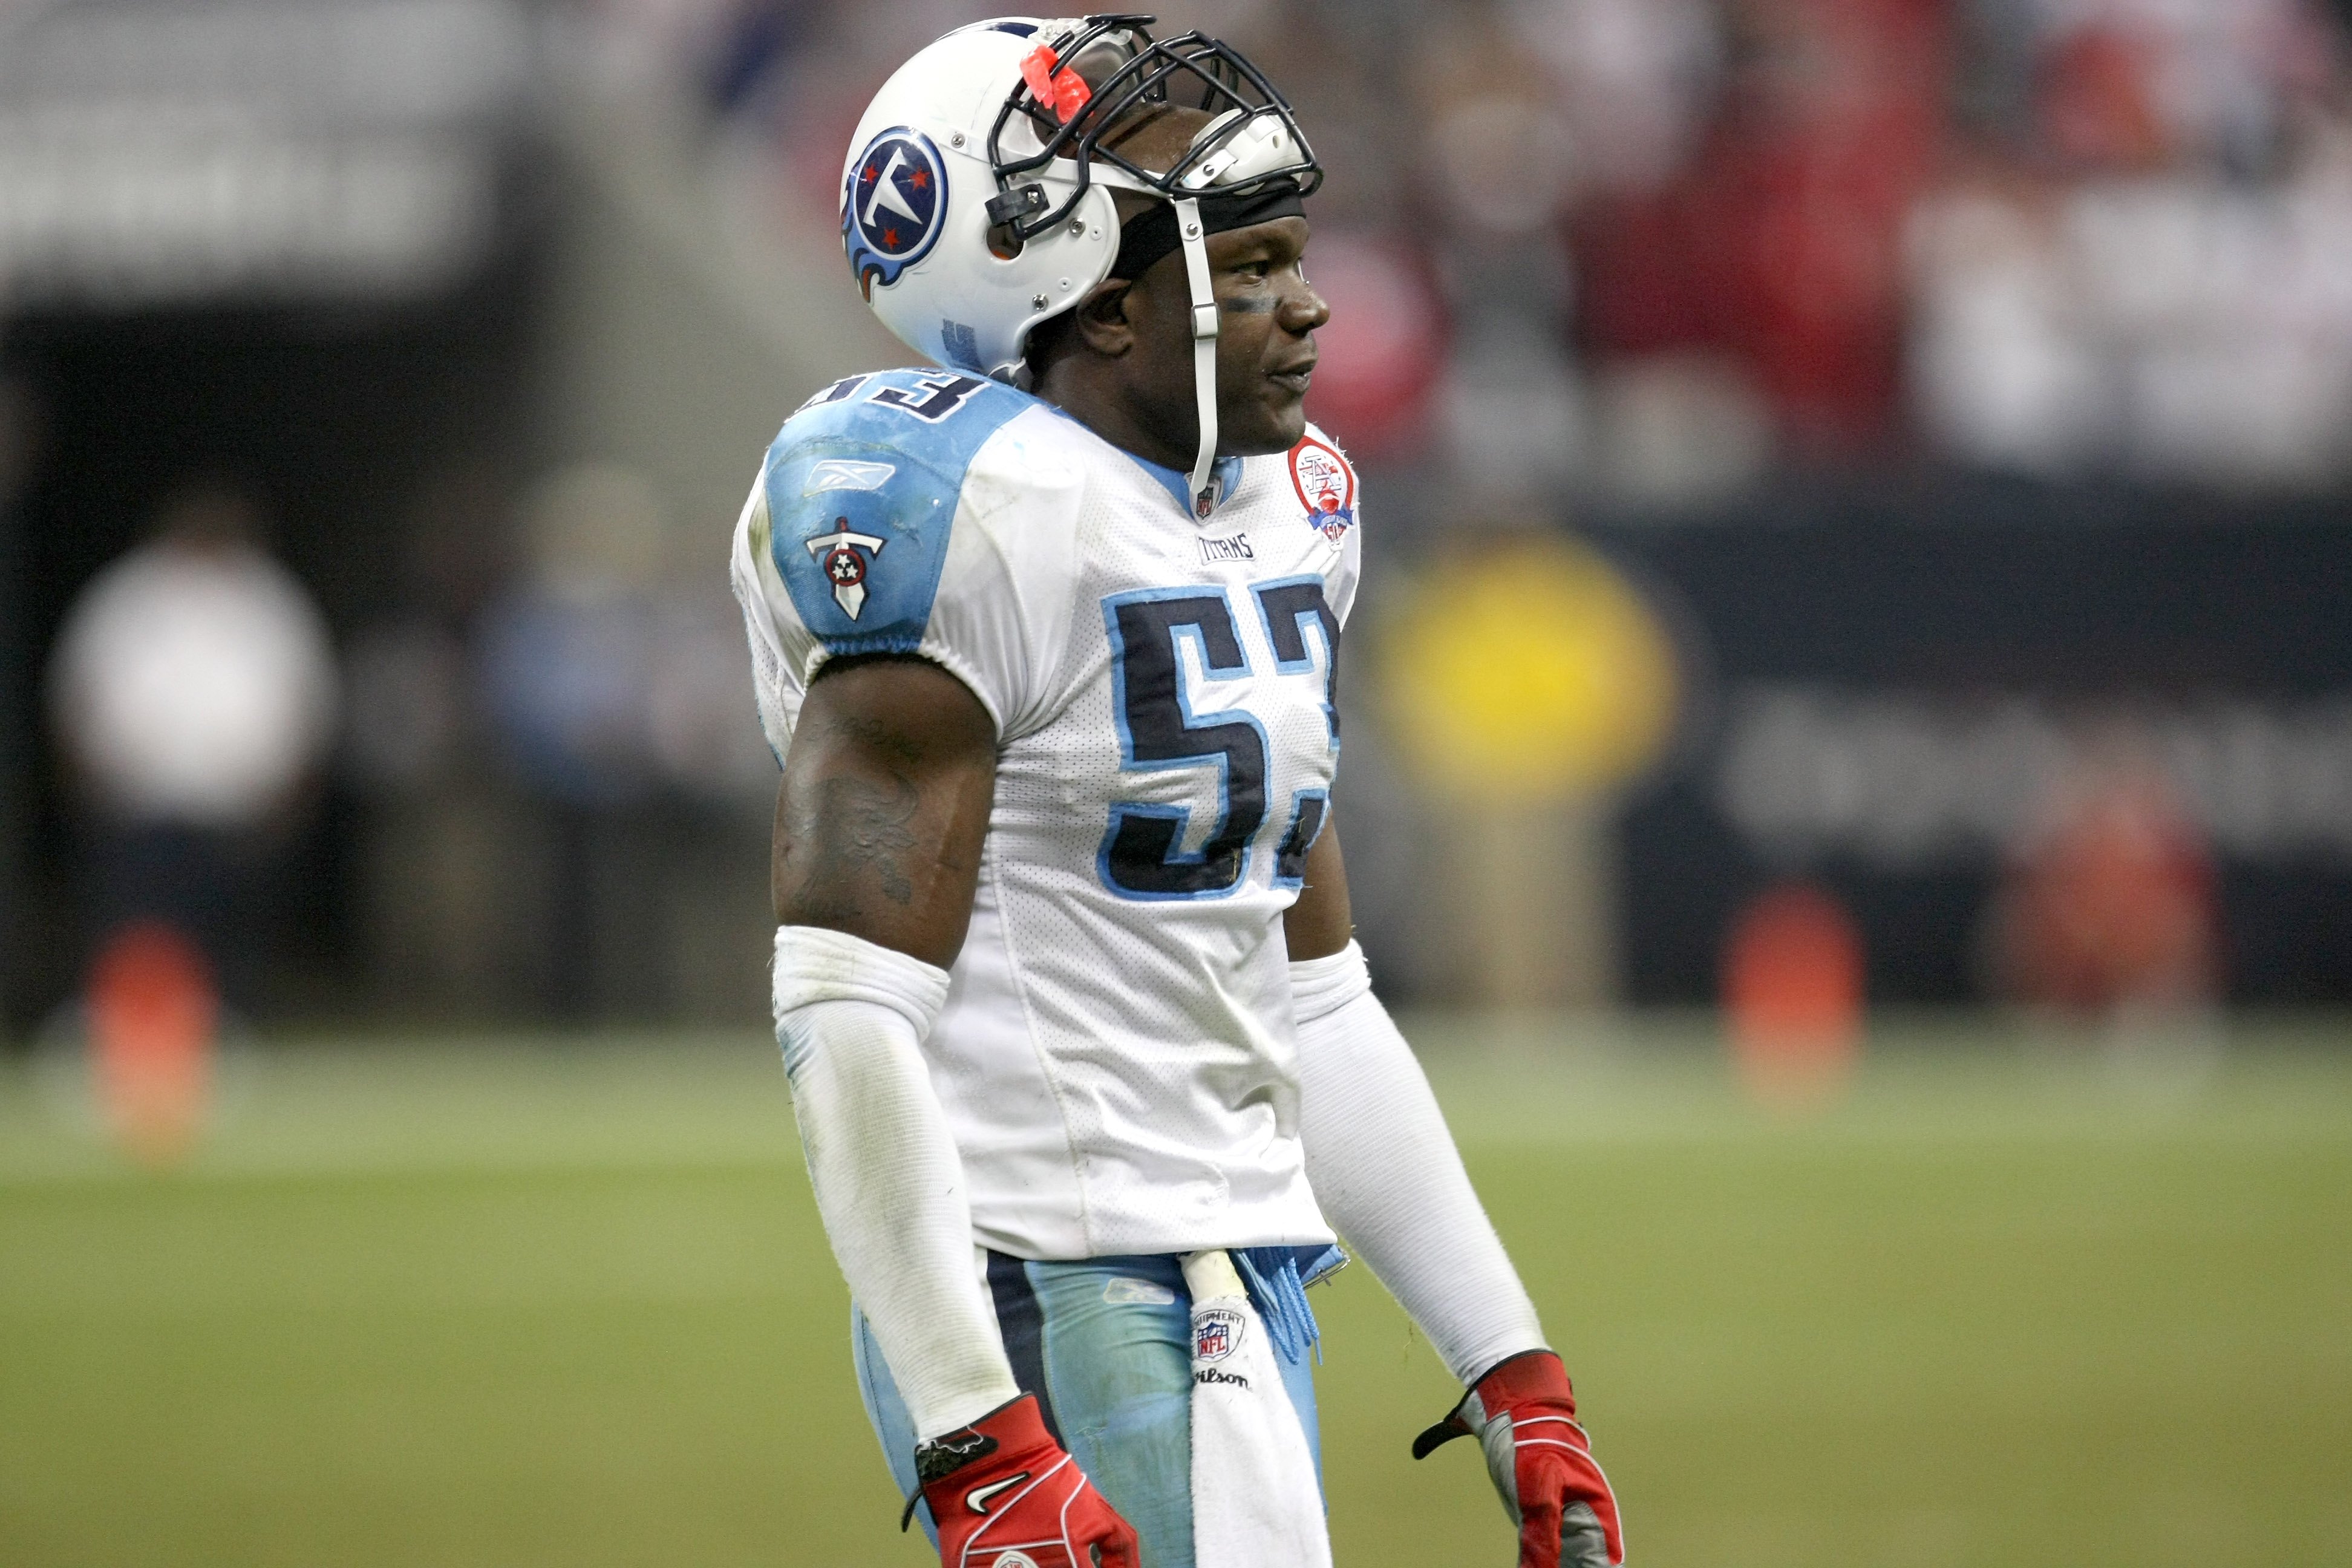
[838,15,1320,514]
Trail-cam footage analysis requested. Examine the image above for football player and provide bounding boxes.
[730,17,1624,1567]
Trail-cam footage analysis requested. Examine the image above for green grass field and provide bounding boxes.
[4,1016,2348,1567]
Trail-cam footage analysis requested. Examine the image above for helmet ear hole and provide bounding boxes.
[983,185,1049,257]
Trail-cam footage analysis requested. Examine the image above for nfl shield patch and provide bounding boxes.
[1194,1306,1245,1364]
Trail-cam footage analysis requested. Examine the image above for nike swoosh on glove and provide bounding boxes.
[1412,1350,1624,1567]
[907,1394,1139,1568]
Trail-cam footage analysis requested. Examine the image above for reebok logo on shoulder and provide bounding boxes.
[803,458,896,494]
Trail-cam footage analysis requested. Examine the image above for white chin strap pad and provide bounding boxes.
[1173,195,1220,517]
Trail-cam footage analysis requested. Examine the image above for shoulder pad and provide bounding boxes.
[757,369,1033,656]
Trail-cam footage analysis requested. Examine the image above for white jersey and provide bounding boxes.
[731,367,1362,1261]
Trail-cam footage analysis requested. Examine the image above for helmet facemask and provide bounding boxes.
[986,16,1322,517]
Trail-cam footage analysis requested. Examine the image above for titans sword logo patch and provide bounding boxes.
[804,519,886,619]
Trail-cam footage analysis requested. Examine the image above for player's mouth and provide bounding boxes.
[1266,360,1316,397]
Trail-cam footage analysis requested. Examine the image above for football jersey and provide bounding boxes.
[731,367,1362,1261]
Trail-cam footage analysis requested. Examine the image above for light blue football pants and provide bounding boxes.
[854,1249,1327,1568]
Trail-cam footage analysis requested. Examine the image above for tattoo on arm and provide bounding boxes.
[825,710,927,769]
[782,771,921,915]
[770,654,997,964]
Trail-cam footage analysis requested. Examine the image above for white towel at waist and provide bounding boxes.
[1183,1249,1333,1568]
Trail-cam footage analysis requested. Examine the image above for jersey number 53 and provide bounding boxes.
[1100,581,1339,901]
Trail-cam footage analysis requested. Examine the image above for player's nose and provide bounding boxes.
[1281,273,1329,335]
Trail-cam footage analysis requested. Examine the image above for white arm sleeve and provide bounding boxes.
[772,925,1020,1438]
[1291,941,1547,1385]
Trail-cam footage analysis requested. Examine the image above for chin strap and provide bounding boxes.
[1172,195,1220,518]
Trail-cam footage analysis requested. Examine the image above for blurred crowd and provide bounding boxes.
[582,0,2352,497]
[45,466,776,1023]
[24,0,2350,1031]
[343,460,779,1021]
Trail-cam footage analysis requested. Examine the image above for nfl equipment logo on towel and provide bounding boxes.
[1195,1307,1244,1364]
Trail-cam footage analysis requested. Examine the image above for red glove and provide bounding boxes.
[1413,1350,1624,1567]
[906,1394,1139,1568]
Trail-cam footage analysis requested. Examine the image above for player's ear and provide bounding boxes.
[1073,280,1136,358]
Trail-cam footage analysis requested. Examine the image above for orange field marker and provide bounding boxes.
[86,923,218,1166]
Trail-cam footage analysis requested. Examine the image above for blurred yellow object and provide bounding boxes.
[1380,535,1678,803]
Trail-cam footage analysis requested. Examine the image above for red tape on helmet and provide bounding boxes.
[1020,42,1093,123]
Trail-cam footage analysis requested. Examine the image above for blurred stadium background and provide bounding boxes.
[2,1,2348,1564]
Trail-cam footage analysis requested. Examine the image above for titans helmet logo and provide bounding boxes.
[843,126,947,299]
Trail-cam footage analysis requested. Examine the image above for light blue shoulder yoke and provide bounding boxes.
[763,368,1035,657]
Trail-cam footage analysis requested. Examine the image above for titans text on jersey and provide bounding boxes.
[732,366,1362,1260]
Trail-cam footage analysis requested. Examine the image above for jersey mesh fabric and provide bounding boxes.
[735,372,1361,1259]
